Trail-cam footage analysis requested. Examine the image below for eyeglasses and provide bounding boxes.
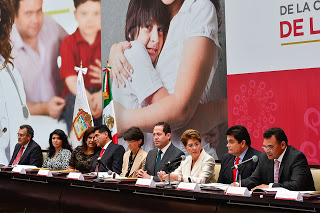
[262,144,278,151]
[187,142,201,148]
[17,133,25,137]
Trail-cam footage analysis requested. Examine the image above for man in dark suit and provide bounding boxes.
[9,125,42,167]
[240,127,315,191]
[136,122,184,182]
[218,125,261,184]
[91,125,125,174]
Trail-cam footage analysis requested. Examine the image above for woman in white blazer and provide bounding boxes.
[158,129,216,184]
[120,127,147,178]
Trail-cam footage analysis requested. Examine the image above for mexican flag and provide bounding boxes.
[102,66,118,144]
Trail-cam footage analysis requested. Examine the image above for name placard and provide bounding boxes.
[37,169,52,177]
[275,190,303,201]
[12,167,26,174]
[67,172,84,181]
[177,182,201,192]
[225,186,251,197]
[135,178,156,188]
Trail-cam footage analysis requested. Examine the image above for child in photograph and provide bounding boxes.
[112,0,170,110]
[60,0,102,133]
[110,0,226,158]
[112,0,170,150]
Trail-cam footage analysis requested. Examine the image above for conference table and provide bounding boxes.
[0,170,319,213]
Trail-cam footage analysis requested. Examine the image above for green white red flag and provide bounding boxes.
[102,66,118,144]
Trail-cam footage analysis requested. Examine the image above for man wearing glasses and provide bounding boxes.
[240,127,315,191]
[9,125,42,167]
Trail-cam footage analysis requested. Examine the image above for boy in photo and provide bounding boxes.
[60,0,102,133]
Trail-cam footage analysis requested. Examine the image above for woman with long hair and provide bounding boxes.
[0,0,30,165]
[68,127,99,173]
[42,129,72,170]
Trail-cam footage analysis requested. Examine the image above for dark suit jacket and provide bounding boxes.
[9,139,43,167]
[242,145,315,191]
[218,147,261,184]
[91,142,125,175]
[144,143,184,182]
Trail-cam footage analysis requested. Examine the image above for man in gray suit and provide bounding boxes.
[136,122,184,182]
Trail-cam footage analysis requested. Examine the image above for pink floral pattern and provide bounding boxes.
[232,80,277,139]
[301,107,320,164]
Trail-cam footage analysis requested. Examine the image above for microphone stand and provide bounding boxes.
[237,165,245,187]
[164,163,176,189]
[94,161,104,182]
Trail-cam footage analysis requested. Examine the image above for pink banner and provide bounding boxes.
[228,67,320,165]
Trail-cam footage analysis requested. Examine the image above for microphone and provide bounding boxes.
[231,155,258,170]
[165,155,186,166]
[97,157,113,175]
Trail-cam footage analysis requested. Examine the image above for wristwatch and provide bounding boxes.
[178,175,181,183]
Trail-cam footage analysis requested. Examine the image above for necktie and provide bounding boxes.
[95,148,105,172]
[154,150,162,174]
[99,148,105,158]
[233,157,240,182]
[274,160,280,183]
[13,146,25,165]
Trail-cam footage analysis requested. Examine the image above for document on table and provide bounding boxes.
[200,183,229,190]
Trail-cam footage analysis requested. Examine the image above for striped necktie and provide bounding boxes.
[274,160,280,183]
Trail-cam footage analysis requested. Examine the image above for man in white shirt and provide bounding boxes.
[91,125,125,174]
[136,122,184,182]
[12,0,67,118]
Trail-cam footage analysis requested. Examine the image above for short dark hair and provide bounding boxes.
[20,124,34,140]
[125,0,170,41]
[226,125,251,146]
[263,127,288,145]
[48,129,72,158]
[123,126,144,147]
[95,125,112,140]
[154,122,171,135]
[181,129,202,147]
[73,0,100,9]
